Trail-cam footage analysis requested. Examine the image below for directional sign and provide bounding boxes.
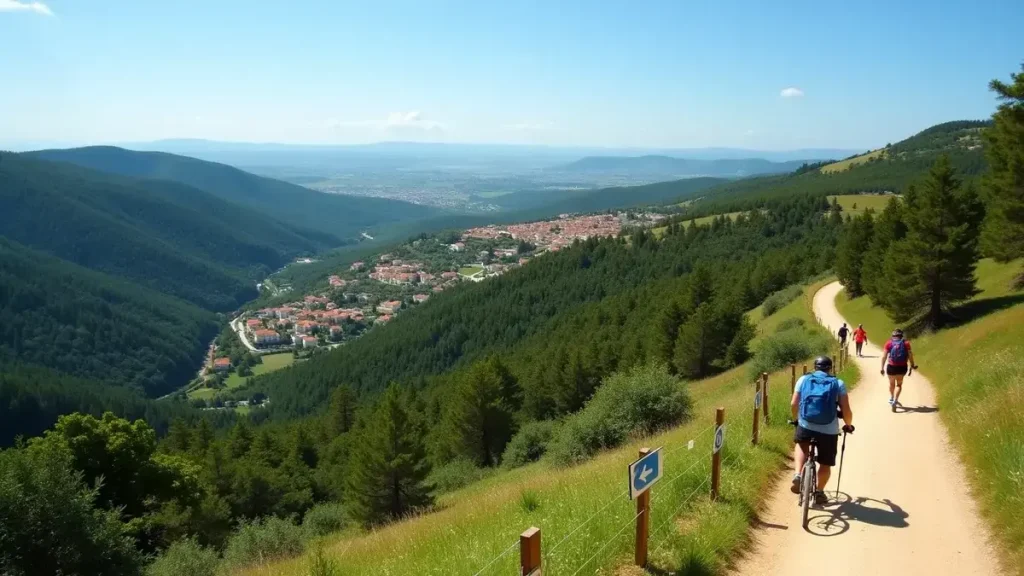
[628,448,663,500]
[713,425,726,454]
[754,390,762,410]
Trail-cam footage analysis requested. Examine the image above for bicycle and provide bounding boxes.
[789,420,854,529]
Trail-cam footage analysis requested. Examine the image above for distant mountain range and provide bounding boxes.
[551,155,822,178]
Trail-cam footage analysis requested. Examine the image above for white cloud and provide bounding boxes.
[502,121,554,132]
[0,0,53,16]
[780,87,804,98]
[328,111,445,132]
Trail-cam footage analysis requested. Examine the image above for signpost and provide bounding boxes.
[628,448,663,500]
[630,447,662,568]
[711,408,725,500]
[752,381,761,445]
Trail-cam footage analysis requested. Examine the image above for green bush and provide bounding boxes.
[302,502,348,538]
[426,458,489,495]
[146,539,219,576]
[501,421,556,469]
[306,544,340,576]
[548,364,692,466]
[761,285,804,318]
[223,516,305,568]
[775,317,806,333]
[749,328,830,379]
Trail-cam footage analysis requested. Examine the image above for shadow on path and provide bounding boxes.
[805,494,909,537]
[895,405,939,414]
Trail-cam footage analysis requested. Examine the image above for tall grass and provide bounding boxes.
[836,259,1024,572]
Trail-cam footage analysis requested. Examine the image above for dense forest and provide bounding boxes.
[0,237,218,399]
[28,146,438,242]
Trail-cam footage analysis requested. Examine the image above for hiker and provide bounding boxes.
[881,329,918,410]
[853,324,867,357]
[790,356,855,506]
[837,323,849,349]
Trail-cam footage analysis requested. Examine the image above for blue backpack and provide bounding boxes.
[799,373,840,425]
[889,339,908,363]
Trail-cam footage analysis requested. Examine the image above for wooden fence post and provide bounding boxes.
[761,372,770,425]
[635,448,651,568]
[791,363,797,393]
[711,407,725,501]
[802,364,808,375]
[752,381,761,445]
[520,527,541,576]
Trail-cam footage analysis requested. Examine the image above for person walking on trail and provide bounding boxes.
[881,329,917,410]
[790,356,855,507]
[853,324,868,357]
[837,323,849,349]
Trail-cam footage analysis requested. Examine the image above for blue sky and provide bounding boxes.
[1,0,1021,150]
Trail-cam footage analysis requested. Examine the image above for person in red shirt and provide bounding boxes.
[852,324,868,357]
[881,329,917,410]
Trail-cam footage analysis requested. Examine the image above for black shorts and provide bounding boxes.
[886,364,909,376]
[794,426,839,467]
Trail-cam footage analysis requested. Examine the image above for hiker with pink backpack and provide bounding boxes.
[881,329,918,411]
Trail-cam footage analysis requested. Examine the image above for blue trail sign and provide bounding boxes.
[628,448,663,499]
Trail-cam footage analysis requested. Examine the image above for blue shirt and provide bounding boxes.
[795,371,847,435]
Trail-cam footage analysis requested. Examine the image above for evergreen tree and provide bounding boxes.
[440,358,519,466]
[345,385,433,526]
[673,303,718,378]
[836,212,875,296]
[228,420,253,459]
[191,419,214,456]
[880,156,984,328]
[326,385,357,437]
[862,198,907,303]
[980,64,1024,281]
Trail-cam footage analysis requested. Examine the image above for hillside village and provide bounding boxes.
[206,210,667,376]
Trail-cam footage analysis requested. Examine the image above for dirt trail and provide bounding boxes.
[732,281,1002,576]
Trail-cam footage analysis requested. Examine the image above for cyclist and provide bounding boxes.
[790,356,855,506]
[853,324,868,357]
[881,329,917,409]
[837,323,849,349]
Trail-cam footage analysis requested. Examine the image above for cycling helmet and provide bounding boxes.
[892,328,904,338]
[813,356,833,373]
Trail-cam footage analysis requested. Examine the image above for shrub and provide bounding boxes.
[306,544,340,576]
[223,516,305,568]
[775,317,806,333]
[761,285,804,318]
[426,458,489,495]
[302,502,348,538]
[548,364,691,466]
[501,421,556,469]
[146,539,219,576]
[749,328,830,379]
[519,490,541,513]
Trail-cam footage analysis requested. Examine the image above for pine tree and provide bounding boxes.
[980,64,1024,282]
[440,358,519,466]
[191,419,214,456]
[835,212,875,296]
[673,303,719,378]
[862,198,907,303]
[345,384,433,526]
[881,156,984,328]
[228,420,253,458]
[326,385,357,437]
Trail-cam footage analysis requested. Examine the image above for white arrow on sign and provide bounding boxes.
[754,390,762,410]
[713,425,725,454]
[638,466,654,483]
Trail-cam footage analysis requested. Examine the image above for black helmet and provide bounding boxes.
[814,356,833,372]
[892,329,904,338]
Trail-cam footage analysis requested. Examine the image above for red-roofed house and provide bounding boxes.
[376,300,402,315]
[376,314,392,324]
[351,261,365,271]
[246,318,262,330]
[295,320,319,335]
[213,357,231,372]
[413,294,429,304]
[302,336,318,348]
[253,329,280,346]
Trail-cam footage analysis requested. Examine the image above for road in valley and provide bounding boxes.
[732,281,1003,576]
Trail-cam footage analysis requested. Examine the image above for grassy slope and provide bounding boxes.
[820,150,885,174]
[834,259,1024,572]
[238,279,858,576]
[827,193,896,217]
[224,353,295,389]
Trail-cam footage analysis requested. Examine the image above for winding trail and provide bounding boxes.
[732,281,1002,576]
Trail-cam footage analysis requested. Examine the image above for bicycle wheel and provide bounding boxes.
[801,460,815,529]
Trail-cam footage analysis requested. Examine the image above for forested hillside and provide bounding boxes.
[28,146,438,241]
[241,195,837,419]
[0,153,334,310]
[0,237,217,397]
[554,155,812,177]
